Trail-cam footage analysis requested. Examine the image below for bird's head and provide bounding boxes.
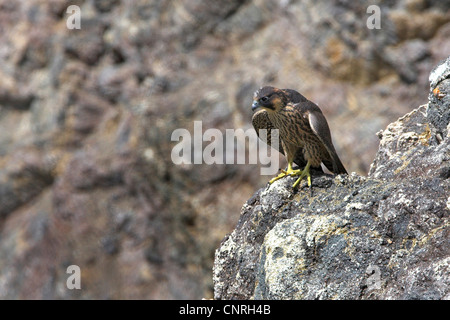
[252,86,288,112]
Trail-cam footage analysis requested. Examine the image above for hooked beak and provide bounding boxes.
[251,100,260,111]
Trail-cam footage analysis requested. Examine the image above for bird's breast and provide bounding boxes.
[268,109,310,143]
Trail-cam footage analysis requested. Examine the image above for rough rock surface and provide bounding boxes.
[0,1,449,299]
[213,57,450,300]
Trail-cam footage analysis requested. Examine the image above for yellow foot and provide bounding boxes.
[292,161,312,188]
[268,166,303,184]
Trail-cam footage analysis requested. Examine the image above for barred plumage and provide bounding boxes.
[251,86,347,188]
[251,88,313,171]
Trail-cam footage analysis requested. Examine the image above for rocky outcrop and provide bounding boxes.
[213,57,450,300]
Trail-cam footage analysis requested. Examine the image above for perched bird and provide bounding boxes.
[251,86,347,188]
[252,88,315,172]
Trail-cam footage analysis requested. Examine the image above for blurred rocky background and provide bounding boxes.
[0,0,448,299]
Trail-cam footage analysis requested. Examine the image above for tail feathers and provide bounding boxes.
[334,156,348,174]
[323,154,348,175]
[332,154,348,174]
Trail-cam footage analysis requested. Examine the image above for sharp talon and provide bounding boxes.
[289,170,302,177]
[292,177,302,188]
[292,161,312,190]
[268,162,302,184]
[269,172,287,184]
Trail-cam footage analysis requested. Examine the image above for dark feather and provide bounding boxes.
[252,88,314,169]
[305,103,348,174]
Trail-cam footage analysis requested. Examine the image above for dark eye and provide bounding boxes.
[260,96,269,102]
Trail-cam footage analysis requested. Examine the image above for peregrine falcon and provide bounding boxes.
[251,86,347,188]
[252,88,316,172]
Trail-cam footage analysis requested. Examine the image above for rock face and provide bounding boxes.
[213,57,450,300]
